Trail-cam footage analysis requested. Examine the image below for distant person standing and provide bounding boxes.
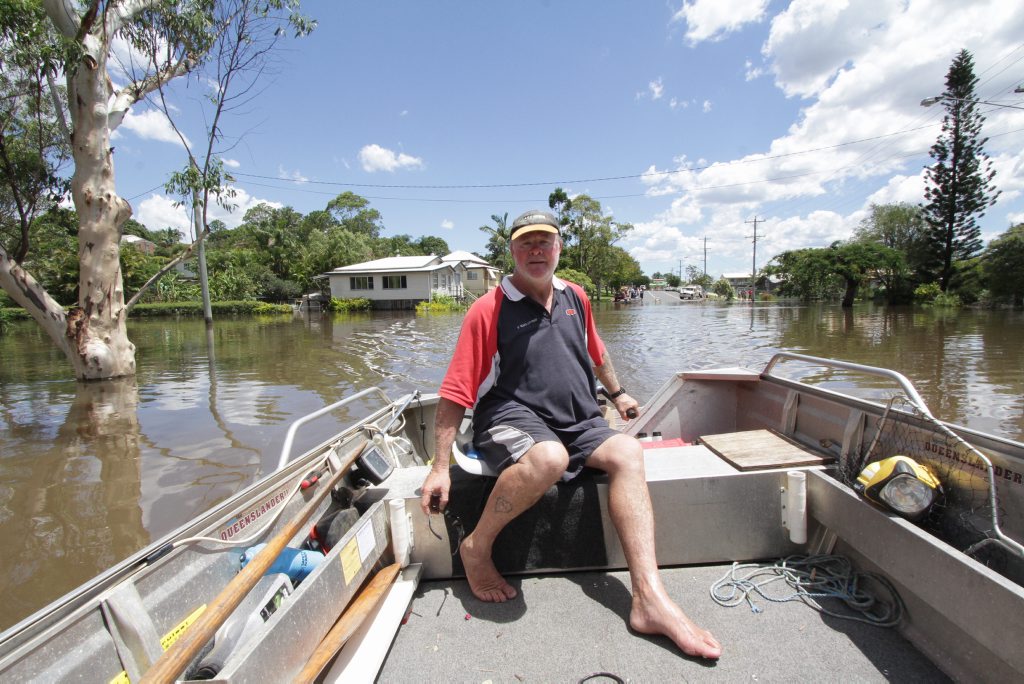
[420,209,722,660]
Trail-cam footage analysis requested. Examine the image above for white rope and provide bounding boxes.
[710,555,904,627]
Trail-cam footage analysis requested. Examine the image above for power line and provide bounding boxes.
[227,124,942,192]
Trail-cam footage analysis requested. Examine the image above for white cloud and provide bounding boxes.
[702,100,712,113]
[221,158,241,169]
[649,78,664,100]
[135,195,190,237]
[635,0,1024,276]
[358,144,424,173]
[440,219,454,230]
[133,187,283,238]
[117,108,189,147]
[673,0,769,44]
[278,166,308,183]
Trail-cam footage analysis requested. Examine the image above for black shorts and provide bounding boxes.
[472,403,619,482]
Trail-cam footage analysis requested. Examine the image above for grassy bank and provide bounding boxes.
[1,300,293,323]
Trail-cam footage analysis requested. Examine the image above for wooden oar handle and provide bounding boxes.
[292,563,401,683]
[141,439,370,684]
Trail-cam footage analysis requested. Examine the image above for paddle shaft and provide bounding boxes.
[292,562,401,683]
[141,439,369,684]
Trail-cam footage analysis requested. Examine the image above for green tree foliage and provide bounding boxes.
[852,203,929,302]
[920,50,1000,292]
[548,187,572,228]
[20,193,455,305]
[560,194,633,298]
[0,0,315,379]
[555,267,595,294]
[17,206,78,304]
[0,0,70,263]
[983,223,1024,307]
[684,265,714,290]
[602,245,643,293]
[416,235,450,256]
[712,277,736,300]
[766,241,903,307]
[479,212,511,274]
[326,191,385,238]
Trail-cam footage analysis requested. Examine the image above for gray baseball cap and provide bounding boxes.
[510,209,560,241]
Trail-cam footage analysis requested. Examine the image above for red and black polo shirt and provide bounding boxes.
[439,276,607,430]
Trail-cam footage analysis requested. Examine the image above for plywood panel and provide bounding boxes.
[699,429,833,470]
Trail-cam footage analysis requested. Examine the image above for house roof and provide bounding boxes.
[327,255,446,274]
[442,250,491,267]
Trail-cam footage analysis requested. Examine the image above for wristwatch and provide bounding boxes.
[600,386,627,400]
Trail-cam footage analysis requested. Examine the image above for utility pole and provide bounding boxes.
[703,236,708,276]
[678,258,683,284]
[745,217,765,300]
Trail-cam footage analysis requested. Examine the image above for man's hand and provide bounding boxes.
[614,393,640,420]
[420,467,451,515]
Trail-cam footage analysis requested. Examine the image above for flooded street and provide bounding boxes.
[1,297,1022,630]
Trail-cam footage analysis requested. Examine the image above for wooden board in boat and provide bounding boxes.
[699,428,833,470]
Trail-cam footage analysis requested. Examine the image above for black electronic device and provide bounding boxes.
[353,443,394,485]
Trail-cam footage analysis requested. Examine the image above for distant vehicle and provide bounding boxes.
[679,285,705,300]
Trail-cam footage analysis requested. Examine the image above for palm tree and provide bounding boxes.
[479,212,512,274]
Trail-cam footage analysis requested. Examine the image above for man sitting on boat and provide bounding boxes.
[420,209,722,660]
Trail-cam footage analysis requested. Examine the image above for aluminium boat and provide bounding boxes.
[0,353,1021,682]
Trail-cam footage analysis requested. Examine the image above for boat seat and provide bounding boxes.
[451,414,498,477]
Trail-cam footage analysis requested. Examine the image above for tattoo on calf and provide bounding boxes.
[494,496,513,514]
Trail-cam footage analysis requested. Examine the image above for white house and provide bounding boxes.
[325,255,463,310]
[441,250,501,297]
[120,234,157,255]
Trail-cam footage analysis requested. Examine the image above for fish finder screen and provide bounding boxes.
[357,445,393,484]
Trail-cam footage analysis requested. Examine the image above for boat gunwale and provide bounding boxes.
[0,390,406,660]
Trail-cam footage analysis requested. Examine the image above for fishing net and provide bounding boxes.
[839,395,1023,583]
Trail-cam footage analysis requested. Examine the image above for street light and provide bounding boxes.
[920,94,1024,111]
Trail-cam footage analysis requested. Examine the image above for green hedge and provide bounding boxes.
[330,297,372,312]
[416,294,467,313]
[129,301,293,316]
[1,300,292,322]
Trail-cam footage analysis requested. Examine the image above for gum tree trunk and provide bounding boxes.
[63,37,136,379]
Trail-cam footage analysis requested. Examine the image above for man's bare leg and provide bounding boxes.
[460,441,568,602]
[589,434,722,660]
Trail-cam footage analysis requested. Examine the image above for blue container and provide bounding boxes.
[240,543,324,581]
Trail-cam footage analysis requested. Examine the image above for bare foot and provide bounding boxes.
[459,534,517,602]
[630,588,721,660]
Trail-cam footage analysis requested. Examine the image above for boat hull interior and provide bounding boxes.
[1,355,1022,681]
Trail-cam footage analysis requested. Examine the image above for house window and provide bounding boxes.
[466,271,478,280]
[350,276,373,290]
[383,275,407,289]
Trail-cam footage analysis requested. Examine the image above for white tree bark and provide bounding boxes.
[39,0,139,379]
[0,247,75,358]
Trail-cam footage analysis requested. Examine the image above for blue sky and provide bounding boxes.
[112,0,1024,280]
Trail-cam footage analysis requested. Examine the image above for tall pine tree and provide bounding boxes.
[921,49,1000,292]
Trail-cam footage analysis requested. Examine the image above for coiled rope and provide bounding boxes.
[710,555,904,627]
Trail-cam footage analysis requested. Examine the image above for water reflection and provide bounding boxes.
[0,300,1022,630]
[0,378,147,624]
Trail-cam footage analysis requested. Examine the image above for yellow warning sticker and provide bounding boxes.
[108,604,207,683]
[341,536,361,585]
[160,604,207,650]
